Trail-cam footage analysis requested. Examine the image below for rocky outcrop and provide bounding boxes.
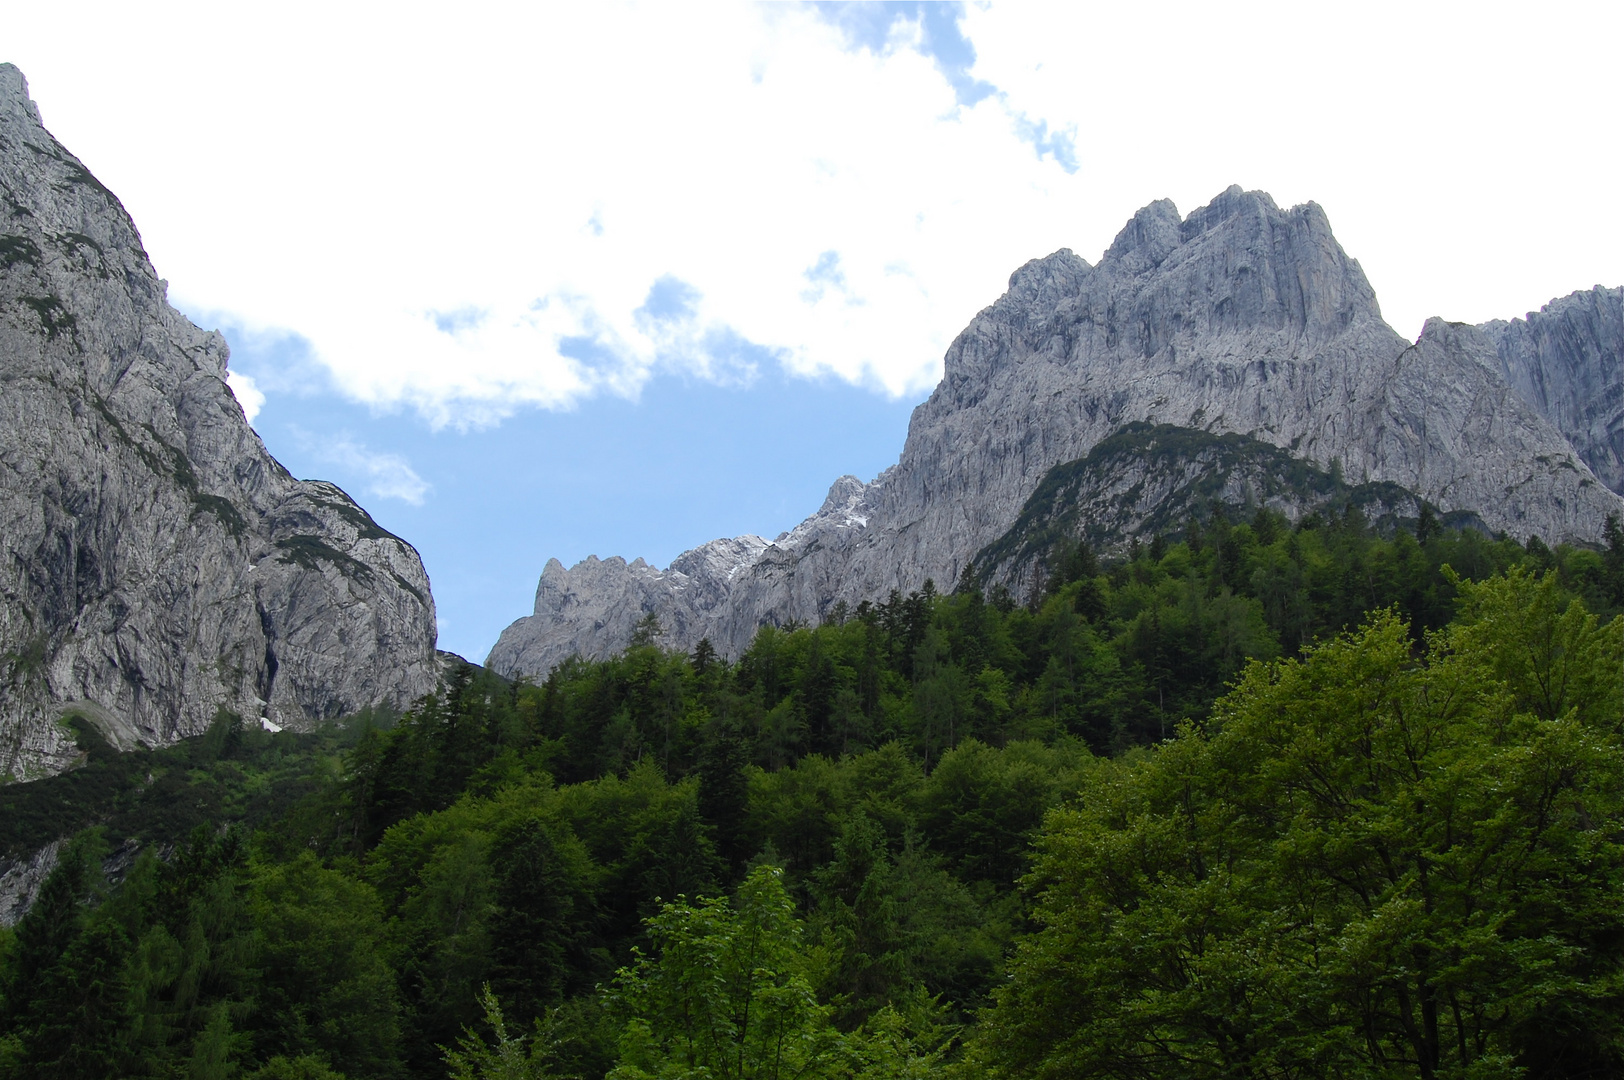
[486,535,768,679]
[1480,287,1624,494]
[0,65,438,778]
[0,839,62,924]
[490,187,1624,677]
[970,422,1487,597]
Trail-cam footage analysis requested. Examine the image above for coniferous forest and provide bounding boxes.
[4,509,1624,1079]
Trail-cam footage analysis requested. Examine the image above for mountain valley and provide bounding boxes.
[2,57,1624,1080]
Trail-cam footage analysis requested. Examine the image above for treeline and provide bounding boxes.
[1,508,1622,1079]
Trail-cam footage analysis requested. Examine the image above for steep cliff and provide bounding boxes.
[1480,286,1624,494]
[490,188,1624,677]
[0,66,438,778]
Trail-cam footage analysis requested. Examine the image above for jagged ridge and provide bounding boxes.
[490,187,1623,678]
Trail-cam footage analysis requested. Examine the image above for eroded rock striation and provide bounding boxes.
[490,187,1624,678]
[1480,286,1624,494]
[0,66,438,778]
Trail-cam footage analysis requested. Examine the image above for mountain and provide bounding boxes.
[0,66,438,779]
[490,187,1623,678]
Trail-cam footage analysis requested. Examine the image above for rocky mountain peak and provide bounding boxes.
[0,64,42,127]
[998,247,1092,316]
[941,188,1384,407]
[1175,184,1298,245]
[817,475,868,516]
[1104,196,1183,269]
[1107,187,1379,343]
[1417,317,1496,359]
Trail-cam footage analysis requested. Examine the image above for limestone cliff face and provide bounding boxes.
[486,535,768,679]
[0,66,438,778]
[1480,287,1624,494]
[490,187,1624,677]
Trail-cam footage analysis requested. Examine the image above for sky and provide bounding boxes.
[7,1,1623,661]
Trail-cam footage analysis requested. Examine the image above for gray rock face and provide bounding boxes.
[1480,287,1624,494]
[0,836,145,927]
[486,535,768,679]
[0,839,62,924]
[0,65,438,778]
[490,186,1624,677]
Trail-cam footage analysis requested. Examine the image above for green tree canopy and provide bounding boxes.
[607,865,840,1080]
[974,570,1624,1080]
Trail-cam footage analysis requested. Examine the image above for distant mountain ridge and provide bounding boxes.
[0,65,439,778]
[490,188,1624,678]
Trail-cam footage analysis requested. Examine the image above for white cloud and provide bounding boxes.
[7,1,1622,427]
[224,370,264,425]
[335,438,430,506]
[295,430,431,506]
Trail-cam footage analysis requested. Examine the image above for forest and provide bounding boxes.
[2,506,1623,1079]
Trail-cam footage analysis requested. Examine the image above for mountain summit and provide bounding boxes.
[489,187,1624,677]
[0,65,438,777]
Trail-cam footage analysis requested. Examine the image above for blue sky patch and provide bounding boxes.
[637,274,703,324]
[558,332,622,369]
[1011,113,1080,173]
[812,2,1080,174]
[221,318,923,662]
[698,324,782,383]
[805,250,845,287]
[193,315,332,398]
[432,306,488,335]
[813,1,998,107]
[801,249,847,303]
